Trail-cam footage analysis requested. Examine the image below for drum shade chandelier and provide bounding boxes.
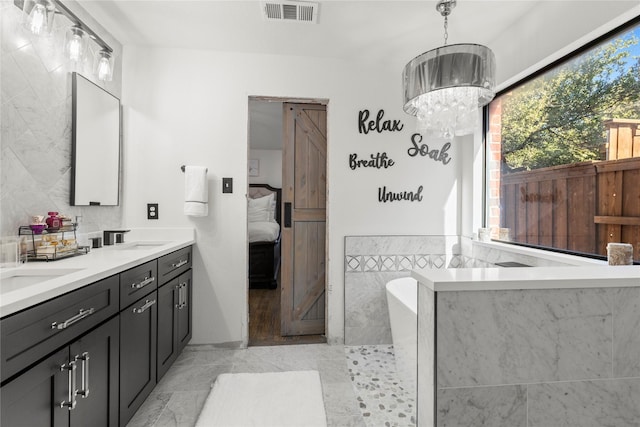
[402,0,495,139]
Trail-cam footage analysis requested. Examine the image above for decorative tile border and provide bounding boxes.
[345,254,492,273]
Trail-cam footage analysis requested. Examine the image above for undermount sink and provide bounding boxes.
[113,241,170,250]
[0,268,85,294]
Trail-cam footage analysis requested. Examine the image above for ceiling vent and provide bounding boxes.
[262,1,318,24]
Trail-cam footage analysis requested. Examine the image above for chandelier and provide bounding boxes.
[402,0,496,139]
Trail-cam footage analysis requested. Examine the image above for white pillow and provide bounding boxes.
[248,193,274,222]
[269,198,277,223]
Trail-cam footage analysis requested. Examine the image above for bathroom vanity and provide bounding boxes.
[0,230,194,427]
[413,265,640,426]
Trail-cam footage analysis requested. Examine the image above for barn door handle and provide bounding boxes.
[284,203,292,228]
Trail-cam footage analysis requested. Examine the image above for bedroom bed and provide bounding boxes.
[248,184,282,289]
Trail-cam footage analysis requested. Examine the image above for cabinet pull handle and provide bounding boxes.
[133,299,156,314]
[172,259,188,269]
[179,282,187,309]
[131,276,155,289]
[60,361,77,410]
[52,308,95,330]
[76,352,90,398]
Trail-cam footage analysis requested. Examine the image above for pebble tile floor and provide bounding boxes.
[126,343,414,427]
[346,345,416,427]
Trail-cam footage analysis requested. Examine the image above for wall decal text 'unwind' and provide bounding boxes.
[378,185,424,203]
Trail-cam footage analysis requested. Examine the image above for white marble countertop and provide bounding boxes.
[0,228,195,318]
[412,265,640,292]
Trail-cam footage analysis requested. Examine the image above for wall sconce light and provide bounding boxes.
[14,0,115,82]
[94,49,114,82]
[64,25,88,66]
[20,0,56,36]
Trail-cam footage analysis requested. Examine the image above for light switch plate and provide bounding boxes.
[147,203,159,219]
[222,178,233,194]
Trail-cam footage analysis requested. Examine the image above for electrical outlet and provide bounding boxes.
[147,203,159,219]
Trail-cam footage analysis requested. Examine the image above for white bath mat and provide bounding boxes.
[195,370,327,427]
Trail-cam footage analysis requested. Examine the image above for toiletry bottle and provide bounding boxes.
[46,212,60,231]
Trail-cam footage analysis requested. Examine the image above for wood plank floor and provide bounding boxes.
[248,287,326,347]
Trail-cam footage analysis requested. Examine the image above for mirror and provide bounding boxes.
[71,72,121,206]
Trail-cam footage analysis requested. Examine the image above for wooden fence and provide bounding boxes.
[500,157,640,261]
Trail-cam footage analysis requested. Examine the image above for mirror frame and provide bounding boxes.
[70,72,121,206]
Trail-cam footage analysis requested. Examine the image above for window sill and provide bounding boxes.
[471,239,608,267]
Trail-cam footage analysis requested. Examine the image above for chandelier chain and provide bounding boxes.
[443,15,448,45]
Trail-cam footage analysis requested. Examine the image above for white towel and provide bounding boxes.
[184,166,208,216]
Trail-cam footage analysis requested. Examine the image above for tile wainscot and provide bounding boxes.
[413,265,640,427]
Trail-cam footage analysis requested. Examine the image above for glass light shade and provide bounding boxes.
[65,26,88,67]
[403,43,496,138]
[20,0,56,36]
[94,50,114,82]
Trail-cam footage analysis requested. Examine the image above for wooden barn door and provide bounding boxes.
[281,103,327,336]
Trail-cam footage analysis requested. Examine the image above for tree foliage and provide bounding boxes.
[501,33,640,171]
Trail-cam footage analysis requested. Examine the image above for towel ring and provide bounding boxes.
[181,165,208,172]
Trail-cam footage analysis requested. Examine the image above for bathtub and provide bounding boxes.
[386,277,418,397]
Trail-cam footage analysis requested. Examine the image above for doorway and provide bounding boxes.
[247,97,328,346]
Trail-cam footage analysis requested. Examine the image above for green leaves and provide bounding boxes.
[501,31,640,171]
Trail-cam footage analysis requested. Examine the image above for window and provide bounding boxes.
[485,18,640,263]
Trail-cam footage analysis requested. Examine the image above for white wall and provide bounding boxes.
[122,48,461,345]
[121,2,640,346]
[248,149,282,188]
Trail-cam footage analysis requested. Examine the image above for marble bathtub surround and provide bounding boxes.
[345,271,404,345]
[437,385,527,427]
[344,234,592,346]
[527,378,640,426]
[437,288,613,387]
[344,235,475,346]
[414,266,640,426]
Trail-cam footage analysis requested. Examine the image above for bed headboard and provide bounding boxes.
[248,184,282,225]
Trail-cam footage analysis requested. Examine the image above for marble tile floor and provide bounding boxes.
[126,343,367,427]
[346,345,416,427]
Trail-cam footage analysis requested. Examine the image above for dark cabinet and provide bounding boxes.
[0,317,119,427]
[157,270,193,380]
[1,244,193,427]
[1,275,119,383]
[119,291,157,426]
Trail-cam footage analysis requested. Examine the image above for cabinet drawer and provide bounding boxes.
[120,260,157,309]
[158,246,192,284]
[1,275,119,383]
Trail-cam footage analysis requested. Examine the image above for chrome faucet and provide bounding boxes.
[103,230,130,245]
